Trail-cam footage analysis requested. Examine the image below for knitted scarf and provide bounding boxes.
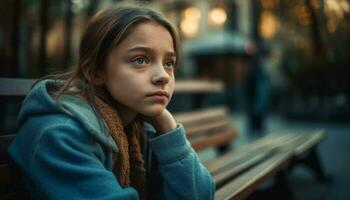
[94,97,146,200]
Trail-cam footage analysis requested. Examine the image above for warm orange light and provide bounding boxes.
[325,0,349,19]
[324,0,349,33]
[261,0,280,9]
[180,19,200,37]
[181,7,201,37]
[208,7,227,27]
[260,11,279,39]
[183,7,201,21]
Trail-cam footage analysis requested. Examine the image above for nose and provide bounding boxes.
[151,64,170,86]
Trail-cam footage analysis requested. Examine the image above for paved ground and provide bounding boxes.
[198,113,350,200]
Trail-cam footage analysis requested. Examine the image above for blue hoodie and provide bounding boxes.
[8,80,215,200]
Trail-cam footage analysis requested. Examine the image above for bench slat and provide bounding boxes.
[202,134,297,175]
[215,151,292,200]
[174,107,227,123]
[213,148,274,188]
[294,130,326,156]
[185,119,232,136]
[244,133,302,150]
[0,78,35,98]
[250,131,326,157]
[191,129,236,152]
[174,80,223,93]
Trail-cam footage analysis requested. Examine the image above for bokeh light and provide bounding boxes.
[208,7,227,27]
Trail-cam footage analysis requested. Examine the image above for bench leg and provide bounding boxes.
[288,147,332,182]
[302,148,333,182]
[216,144,231,155]
[274,170,293,200]
[247,169,293,200]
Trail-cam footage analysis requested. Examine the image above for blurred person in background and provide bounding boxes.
[245,53,270,139]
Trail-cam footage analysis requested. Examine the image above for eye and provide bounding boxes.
[164,60,176,68]
[132,57,148,65]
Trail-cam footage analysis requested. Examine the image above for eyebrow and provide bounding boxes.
[126,46,176,58]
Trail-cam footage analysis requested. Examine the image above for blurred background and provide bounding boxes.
[0,0,349,199]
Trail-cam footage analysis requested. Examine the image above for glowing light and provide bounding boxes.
[260,11,279,39]
[325,0,350,18]
[183,7,201,21]
[324,0,350,32]
[180,19,200,37]
[209,7,227,27]
[181,7,201,37]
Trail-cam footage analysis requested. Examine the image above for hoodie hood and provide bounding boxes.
[18,79,118,152]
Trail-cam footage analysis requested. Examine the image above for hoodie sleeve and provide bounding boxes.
[148,124,215,200]
[13,116,140,200]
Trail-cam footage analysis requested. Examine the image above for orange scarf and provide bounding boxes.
[94,97,146,200]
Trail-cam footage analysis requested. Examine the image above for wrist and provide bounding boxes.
[153,118,176,135]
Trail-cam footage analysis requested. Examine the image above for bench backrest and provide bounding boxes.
[174,106,237,152]
[0,78,32,199]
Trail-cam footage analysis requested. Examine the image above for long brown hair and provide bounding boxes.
[50,6,180,106]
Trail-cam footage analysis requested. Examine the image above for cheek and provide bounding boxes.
[123,77,148,95]
[168,78,175,97]
[107,75,145,97]
[104,75,128,98]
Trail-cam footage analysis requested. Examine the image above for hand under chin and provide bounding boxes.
[141,109,177,134]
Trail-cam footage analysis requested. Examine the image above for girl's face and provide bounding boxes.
[100,21,176,117]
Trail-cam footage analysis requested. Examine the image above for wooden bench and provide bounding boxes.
[173,107,237,152]
[174,78,329,199]
[173,108,329,199]
[0,78,329,199]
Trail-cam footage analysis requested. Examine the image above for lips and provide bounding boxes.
[146,90,169,98]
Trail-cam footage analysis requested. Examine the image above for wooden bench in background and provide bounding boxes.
[0,78,34,199]
[173,106,328,200]
[172,80,330,200]
[0,78,330,200]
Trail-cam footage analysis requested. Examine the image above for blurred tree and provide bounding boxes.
[39,0,49,76]
[274,0,350,120]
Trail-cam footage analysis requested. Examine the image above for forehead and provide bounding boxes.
[116,21,175,53]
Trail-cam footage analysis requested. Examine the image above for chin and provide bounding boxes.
[141,107,165,117]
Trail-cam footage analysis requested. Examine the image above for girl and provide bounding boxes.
[8,6,215,200]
